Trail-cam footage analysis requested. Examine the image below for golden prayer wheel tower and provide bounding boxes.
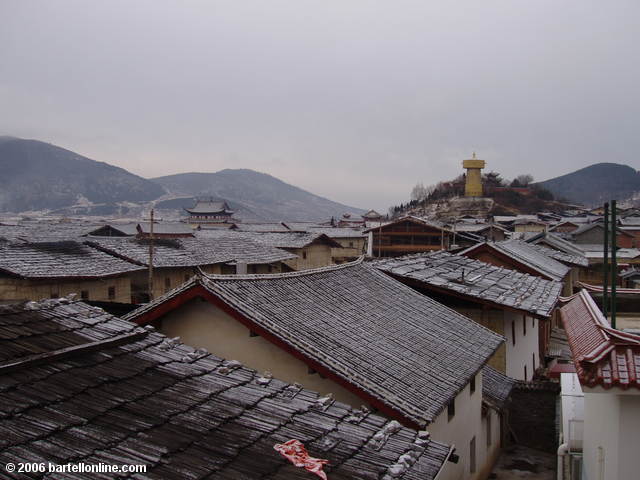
[462,152,485,197]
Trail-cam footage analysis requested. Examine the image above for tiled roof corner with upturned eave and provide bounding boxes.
[561,289,640,390]
[0,299,452,480]
[372,251,562,318]
[125,258,504,429]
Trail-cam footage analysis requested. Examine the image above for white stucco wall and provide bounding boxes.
[503,311,539,380]
[582,389,640,480]
[159,299,366,407]
[428,373,491,480]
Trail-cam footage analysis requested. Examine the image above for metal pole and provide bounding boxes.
[377,223,382,258]
[611,200,617,328]
[148,208,155,301]
[603,202,609,319]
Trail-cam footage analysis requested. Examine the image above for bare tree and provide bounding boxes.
[410,182,429,202]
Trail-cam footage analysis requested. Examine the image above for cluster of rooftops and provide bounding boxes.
[2,204,640,478]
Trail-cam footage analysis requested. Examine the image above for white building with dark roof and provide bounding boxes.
[374,251,563,381]
[125,259,504,479]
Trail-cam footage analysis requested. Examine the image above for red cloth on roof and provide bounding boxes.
[274,439,329,479]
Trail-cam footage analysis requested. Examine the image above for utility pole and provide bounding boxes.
[148,208,155,302]
[611,200,617,328]
[603,202,609,319]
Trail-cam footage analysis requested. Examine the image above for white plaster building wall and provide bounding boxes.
[582,392,620,480]
[159,299,367,408]
[503,311,539,380]
[428,373,487,480]
[480,408,502,478]
[617,395,640,480]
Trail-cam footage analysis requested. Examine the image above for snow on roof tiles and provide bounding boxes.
[373,251,562,317]
[126,259,504,428]
[0,299,451,479]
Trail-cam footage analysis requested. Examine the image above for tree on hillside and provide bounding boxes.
[483,171,506,188]
[510,174,534,187]
[410,182,429,202]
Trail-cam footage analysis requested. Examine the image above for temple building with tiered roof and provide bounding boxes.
[184,197,235,226]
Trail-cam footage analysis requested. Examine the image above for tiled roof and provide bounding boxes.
[482,365,516,410]
[307,227,366,239]
[526,241,589,268]
[362,216,449,234]
[575,245,640,260]
[234,222,291,232]
[571,222,633,238]
[527,232,588,260]
[87,236,295,268]
[86,237,233,268]
[372,251,562,317]
[561,290,640,390]
[0,240,145,279]
[620,217,640,226]
[137,222,194,235]
[0,300,451,479]
[197,230,342,249]
[0,221,100,243]
[185,199,233,214]
[126,260,503,428]
[462,240,570,281]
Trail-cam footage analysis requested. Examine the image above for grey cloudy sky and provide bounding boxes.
[1,1,639,211]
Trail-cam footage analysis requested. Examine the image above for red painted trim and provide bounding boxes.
[132,285,208,326]
[132,283,422,429]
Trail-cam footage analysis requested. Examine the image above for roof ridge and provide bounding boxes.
[201,256,365,281]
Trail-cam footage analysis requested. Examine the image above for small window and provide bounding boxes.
[302,251,308,260]
[108,286,116,300]
[533,352,536,370]
[470,436,476,474]
[447,399,456,421]
[512,321,516,346]
[349,241,354,248]
[81,290,89,300]
[524,365,528,381]
[470,375,476,395]
[523,315,527,336]
[486,413,492,446]
[532,317,535,328]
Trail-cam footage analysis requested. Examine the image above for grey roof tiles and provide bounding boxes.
[0,240,145,279]
[86,236,296,268]
[373,251,562,317]
[0,300,451,479]
[463,240,570,281]
[482,365,516,410]
[126,260,504,427]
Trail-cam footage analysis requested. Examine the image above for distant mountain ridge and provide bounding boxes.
[536,163,640,206]
[0,137,165,213]
[152,170,365,222]
[0,137,365,221]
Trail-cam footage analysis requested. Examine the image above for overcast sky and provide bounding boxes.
[1,1,639,211]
